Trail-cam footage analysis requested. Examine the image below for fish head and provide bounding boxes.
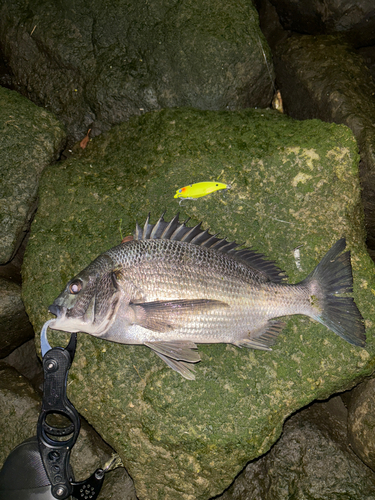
[48,254,122,336]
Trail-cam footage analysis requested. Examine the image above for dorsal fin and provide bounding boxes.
[133,214,286,283]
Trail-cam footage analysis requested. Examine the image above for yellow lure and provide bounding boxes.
[174,181,229,200]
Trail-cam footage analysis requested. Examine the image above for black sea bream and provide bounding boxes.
[48,214,366,379]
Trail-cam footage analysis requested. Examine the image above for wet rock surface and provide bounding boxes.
[0,279,34,358]
[2,338,43,392]
[0,84,66,373]
[0,0,273,143]
[0,364,41,466]
[99,467,138,500]
[267,0,375,47]
[347,378,375,472]
[272,34,375,259]
[0,86,66,264]
[217,395,375,499]
[257,0,375,259]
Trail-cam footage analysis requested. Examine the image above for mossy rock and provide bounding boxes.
[0,86,66,263]
[22,108,375,499]
[0,0,273,140]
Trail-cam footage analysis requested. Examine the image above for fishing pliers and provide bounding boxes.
[39,321,105,499]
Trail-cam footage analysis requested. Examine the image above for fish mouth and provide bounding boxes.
[48,303,64,318]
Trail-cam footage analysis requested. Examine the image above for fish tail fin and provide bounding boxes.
[301,238,366,347]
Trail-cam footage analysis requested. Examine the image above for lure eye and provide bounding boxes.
[69,280,82,294]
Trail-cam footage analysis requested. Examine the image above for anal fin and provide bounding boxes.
[233,320,286,351]
[255,320,286,347]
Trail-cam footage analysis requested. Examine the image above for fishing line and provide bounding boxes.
[255,33,277,96]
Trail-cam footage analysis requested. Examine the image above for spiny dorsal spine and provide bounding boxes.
[133,213,286,283]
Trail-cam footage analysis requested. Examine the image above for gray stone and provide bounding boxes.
[99,467,138,500]
[0,0,274,142]
[0,86,66,264]
[3,338,43,389]
[0,227,28,283]
[70,415,122,484]
[0,278,34,358]
[22,107,375,499]
[347,378,375,472]
[267,0,375,47]
[218,396,375,499]
[358,46,375,85]
[0,364,41,466]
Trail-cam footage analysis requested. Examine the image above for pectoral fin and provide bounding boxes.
[132,299,228,332]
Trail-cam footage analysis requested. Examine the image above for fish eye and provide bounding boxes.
[69,280,82,294]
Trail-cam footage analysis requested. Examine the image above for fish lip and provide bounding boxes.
[48,303,64,318]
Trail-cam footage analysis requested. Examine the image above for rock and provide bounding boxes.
[358,46,375,85]
[0,46,12,88]
[70,416,121,484]
[218,396,375,499]
[0,86,66,264]
[269,34,375,259]
[22,107,375,499]
[2,339,43,389]
[0,279,34,358]
[0,364,41,466]
[99,467,138,500]
[267,0,375,47]
[0,0,274,142]
[0,224,35,360]
[272,35,375,135]
[347,377,375,472]
[0,230,28,283]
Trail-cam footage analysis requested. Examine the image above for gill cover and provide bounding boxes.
[48,254,122,336]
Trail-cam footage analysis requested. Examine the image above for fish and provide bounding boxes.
[174,181,229,200]
[48,214,366,380]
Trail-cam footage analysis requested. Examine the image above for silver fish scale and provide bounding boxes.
[104,239,310,343]
[107,239,265,299]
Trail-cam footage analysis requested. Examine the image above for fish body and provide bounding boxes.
[48,214,366,379]
[174,181,229,199]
